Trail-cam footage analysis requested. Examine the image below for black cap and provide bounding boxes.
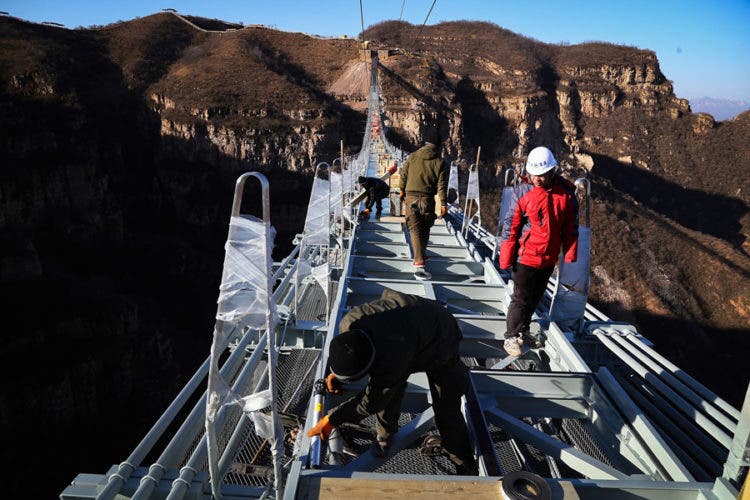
[423,127,441,146]
[358,176,367,185]
[329,329,375,382]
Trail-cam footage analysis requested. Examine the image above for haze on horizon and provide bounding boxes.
[4,0,750,112]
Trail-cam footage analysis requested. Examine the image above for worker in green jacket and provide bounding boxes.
[307,288,478,475]
[398,127,448,279]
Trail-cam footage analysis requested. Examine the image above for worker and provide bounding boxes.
[307,288,479,475]
[398,127,448,280]
[358,175,390,220]
[498,146,578,356]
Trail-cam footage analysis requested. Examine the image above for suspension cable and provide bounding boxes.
[399,0,407,21]
[359,0,368,72]
[414,0,437,45]
[359,0,365,42]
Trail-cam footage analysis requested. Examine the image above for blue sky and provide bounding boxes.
[4,0,749,101]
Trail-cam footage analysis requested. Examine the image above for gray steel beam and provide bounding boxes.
[622,333,740,421]
[597,367,694,482]
[544,321,591,373]
[608,331,736,434]
[619,373,723,474]
[484,405,629,480]
[593,329,733,449]
[720,383,750,483]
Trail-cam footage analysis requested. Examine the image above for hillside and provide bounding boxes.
[1,13,748,497]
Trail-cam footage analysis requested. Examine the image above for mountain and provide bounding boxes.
[689,96,750,121]
[1,13,748,497]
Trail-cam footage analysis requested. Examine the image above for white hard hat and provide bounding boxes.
[526,146,557,175]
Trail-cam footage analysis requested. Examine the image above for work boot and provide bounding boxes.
[503,336,523,357]
[455,459,479,476]
[521,331,543,349]
[373,435,391,457]
[419,435,443,457]
[414,262,432,281]
[375,210,382,219]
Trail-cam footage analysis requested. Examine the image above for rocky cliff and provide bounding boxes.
[1,13,748,497]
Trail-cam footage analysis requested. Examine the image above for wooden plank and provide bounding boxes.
[297,477,502,500]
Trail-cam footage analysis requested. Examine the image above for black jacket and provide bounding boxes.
[327,288,463,426]
[360,177,390,210]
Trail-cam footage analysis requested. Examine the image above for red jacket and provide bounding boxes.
[499,177,578,270]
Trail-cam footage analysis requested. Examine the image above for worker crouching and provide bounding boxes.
[307,288,479,475]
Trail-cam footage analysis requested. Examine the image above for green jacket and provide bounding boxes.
[327,288,463,426]
[399,144,448,204]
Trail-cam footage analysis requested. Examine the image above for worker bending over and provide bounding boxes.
[499,146,578,356]
[307,288,478,475]
[358,175,390,219]
[399,127,448,279]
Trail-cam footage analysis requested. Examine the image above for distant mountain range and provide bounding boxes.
[689,96,750,121]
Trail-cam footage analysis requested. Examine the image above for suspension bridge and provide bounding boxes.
[61,53,749,500]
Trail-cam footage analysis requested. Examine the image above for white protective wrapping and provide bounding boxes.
[330,172,343,217]
[549,227,591,328]
[297,258,330,298]
[302,175,330,246]
[467,167,480,201]
[499,186,514,228]
[342,165,353,196]
[206,214,283,498]
[297,173,332,299]
[448,163,459,205]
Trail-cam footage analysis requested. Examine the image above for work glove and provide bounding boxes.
[440,205,447,218]
[325,373,342,394]
[307,415,333,441]
[358,208,370,220]
[399,191,406,202]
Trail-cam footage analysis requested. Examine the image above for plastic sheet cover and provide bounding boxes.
[499,186,514,228]
[330,172,343,217]
[549,227,591,328]
[302,175,330,246]
[467,167,480,201]
[206,214,283,498]
[298,173,331,298]
[448,163,459,204]
[342,165,354,196]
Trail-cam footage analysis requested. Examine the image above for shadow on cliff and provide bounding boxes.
[455,76,513,160]
[377,62,447,115]
[376,62,456,152]
[590,152,749,251]
[0,34,352,500]
[535,61,567,154]
[251,39,365,147]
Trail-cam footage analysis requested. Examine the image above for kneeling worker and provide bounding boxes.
[358,175,390,219]
[307,288,478,475]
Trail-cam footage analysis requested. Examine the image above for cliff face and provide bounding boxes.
[1,14,749,498]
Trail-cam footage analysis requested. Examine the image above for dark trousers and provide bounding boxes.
[375,358,476,471]
[427,358,477,470]
[405,192,436,264]
[506,263,555,339]
[366,195,384,215]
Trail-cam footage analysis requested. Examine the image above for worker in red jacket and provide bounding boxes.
[498,146,578,356]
